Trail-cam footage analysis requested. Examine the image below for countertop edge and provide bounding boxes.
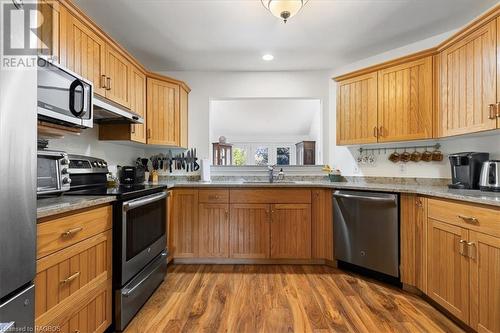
[37,196,117,219]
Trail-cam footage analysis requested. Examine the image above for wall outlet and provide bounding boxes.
[353,166,360,174]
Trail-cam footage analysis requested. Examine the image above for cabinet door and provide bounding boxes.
[336,72,378,145]
[229,204,270,259]
[440,20,497,136]
[270,204,311,259]
[105,45,131,108]
[130,66,147,143]
[427,219,469,323]
[60,13,106,96]
[171,189,198,258]
[179,86,189,148]
[38,0,60,59]
[469,231,500,333]
[311,189,333,261]
[199,203,229,258]
[378,57,433,141]
[147,78,180,146]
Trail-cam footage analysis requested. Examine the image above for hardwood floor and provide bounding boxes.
[124,265,464,333]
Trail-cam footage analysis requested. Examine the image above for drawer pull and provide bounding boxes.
[61,271,80,284]
[458,215,478,224]
[459,239,468,257]
[61,227,83,238]
[467,242,476,260]
[209,195,220,200]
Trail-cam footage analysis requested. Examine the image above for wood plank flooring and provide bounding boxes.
[124,265,464,333]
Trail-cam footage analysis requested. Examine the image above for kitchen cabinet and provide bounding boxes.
[199,203,230,258]
[60,9,107,96]
[147,77,180,146]
[426,218,470,323]
[336,72,378,145]
[439,19,497,136]
[170,189,198,258]
[35,205,113,333]
[270,204,311,259]
[179,86,189,148]
[103,45,131,108]
[38,0,61,59]
[311,189,333,261]
[378,56,433,141]
[229,204,270,259]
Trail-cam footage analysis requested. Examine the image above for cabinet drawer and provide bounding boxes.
[428,198,500,237]
[230,189,311,204]
[35,230,112,320]
[199,189,229,203]
[37,205,112,259]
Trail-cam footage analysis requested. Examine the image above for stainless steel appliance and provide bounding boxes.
[119,166,146,185]
[0,2,36,330]
[479,160,500,192]
[93,95,144,124]
[448,152,489,190]
[37,149,71,196]
[333,190,399,278]
[65,155,168,331]
[37,56,94,128]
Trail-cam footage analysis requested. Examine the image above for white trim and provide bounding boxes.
[211,165,325,176]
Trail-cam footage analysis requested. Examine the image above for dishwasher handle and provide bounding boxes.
[333,192,397,204]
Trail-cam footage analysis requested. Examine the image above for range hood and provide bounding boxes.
[93,95,144,124]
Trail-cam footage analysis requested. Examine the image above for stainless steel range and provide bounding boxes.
[66,155,168,331]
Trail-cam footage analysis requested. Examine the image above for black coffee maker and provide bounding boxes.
[448,152,490,189]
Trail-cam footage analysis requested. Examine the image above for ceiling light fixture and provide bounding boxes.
[262,54,274,61]
[261,0,309,23]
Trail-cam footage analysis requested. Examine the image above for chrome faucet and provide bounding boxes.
[267,165,275,183]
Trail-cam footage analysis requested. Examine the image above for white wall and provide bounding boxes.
[159,71,331,164]
[328,30,500,179]
[48,125,146,173]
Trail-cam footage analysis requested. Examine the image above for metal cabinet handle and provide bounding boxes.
[373,126,378,138]
[224,209,228,219]
[131,124,135,134]
[147,128,152,139]
[101,75,107,89]
[61,227,83,238]
[496,102,500,117]
[415,199,422,207]
[209,195,220,200]
[467,242,476,259]
[106,77,112,91]
[459,239,468,257]
[379,126,385,137]
[489,104,497,119]
[61,271,80,284]
[458,215,478,224]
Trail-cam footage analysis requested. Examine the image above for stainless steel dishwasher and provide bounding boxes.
[333,190,399,278]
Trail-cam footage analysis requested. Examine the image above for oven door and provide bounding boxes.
[120,191,167,285]
[37,151,69,195]
[37,57,93,128]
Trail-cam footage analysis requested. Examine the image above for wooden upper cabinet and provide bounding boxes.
[336,72,378,145]
[170,189,198,258]
[229,204,270,259]
[270,204,311,259]
[60,11,106,96]
[198,203,229,258]
[179,86,189,148]
[129,66,147,143]
[378,56,433,141]
[104,45,131,108]
[469,231,500,333]
[427,219,470,324]
[439,20,497,136]
[147,78,180,146]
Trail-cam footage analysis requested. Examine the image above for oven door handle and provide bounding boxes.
[123,191,167,211]
[121,252,167,297]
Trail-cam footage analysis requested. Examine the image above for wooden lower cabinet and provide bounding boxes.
[270,204,311,259]
[469,231,500,333]
[427,218,470,323]
[311,189,333,261]
[198,203,229,258]
[229,204,270,259]
[170,189,199,258]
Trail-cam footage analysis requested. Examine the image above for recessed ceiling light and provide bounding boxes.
[262,54,274,61]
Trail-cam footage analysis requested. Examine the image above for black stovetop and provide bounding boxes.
[66,184,167,199]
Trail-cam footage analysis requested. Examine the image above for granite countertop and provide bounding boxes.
[37,195,117,219]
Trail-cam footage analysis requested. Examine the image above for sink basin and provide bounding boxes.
[242,181,297,184]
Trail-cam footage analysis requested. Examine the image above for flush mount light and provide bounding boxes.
[261,0,309,23]
[262,54,274,61]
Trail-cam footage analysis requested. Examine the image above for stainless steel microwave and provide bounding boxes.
[37,150,71,196]
[37,56,93,128]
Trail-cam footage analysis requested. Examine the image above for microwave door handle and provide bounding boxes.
[123,192,167,211]
[69,79,85,117]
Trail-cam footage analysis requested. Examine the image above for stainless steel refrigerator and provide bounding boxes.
[0,1,37,331]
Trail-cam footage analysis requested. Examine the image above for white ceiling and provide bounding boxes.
[74,0,498,71]
[210,99,321,141]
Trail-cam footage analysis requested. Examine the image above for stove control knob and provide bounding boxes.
[61,168,68,174]
[63,178,72,184]
[61,158,69,165]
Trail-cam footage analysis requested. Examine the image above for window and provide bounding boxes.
[233,147,247,166]
[255,147,269,166]
[276,147,290,165]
